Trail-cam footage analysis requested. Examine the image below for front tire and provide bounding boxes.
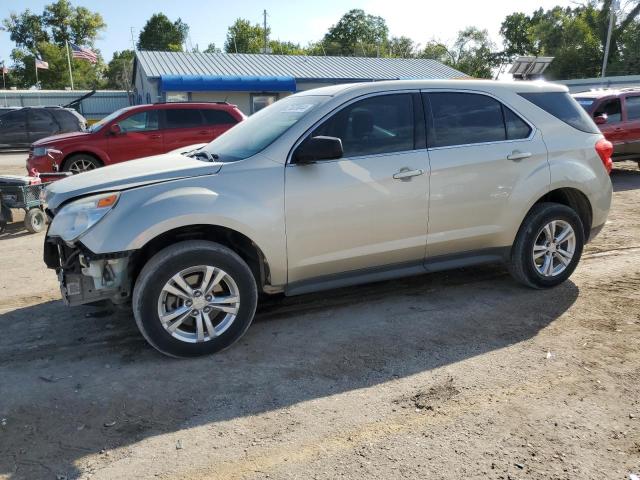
[508,203,584,289]
[63,154,101,174]
[132,240,258,358]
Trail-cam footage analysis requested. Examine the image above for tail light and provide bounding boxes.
[595,138,613,174]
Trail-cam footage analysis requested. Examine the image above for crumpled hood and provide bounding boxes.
[45,153,222,211]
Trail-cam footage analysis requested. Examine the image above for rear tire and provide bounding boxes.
[63,154,101,174]
[132,240,258,358]
[24,208,45,233]
[508,202,584,289]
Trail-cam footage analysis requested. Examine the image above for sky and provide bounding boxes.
[1,0,577,63]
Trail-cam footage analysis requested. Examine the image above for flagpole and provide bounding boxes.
[34,57,41,105]
[2,64,7,107]
[66,41,74,90]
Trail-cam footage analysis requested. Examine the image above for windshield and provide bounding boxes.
[88,106,137,132]
[573,97,595,111]
[201,95,329,162]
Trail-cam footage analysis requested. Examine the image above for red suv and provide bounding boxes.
[27,102,245,174]
[573,88,640,168]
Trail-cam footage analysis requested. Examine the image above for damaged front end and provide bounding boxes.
[44,238,132,306]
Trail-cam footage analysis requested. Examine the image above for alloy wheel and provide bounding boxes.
[532,220,576,277]
[157,265,241,343]
[68,159,96,174]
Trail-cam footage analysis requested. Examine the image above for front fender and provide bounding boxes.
[79,171,287,285]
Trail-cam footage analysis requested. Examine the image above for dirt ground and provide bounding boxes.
[0,153,639,480]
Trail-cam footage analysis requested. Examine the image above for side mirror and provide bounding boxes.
[293,136,343,164]
[109,123,122,135]
[594,114,608,125]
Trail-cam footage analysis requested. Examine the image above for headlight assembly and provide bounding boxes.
[48,192,119,243]
[32,147,48,157]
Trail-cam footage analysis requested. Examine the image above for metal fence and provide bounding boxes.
[0,90,132,121]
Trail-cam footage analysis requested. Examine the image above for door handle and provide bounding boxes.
[507,150,532,161]
[393,168,425,180]
[149,134,161,140]
[198,130,209,135]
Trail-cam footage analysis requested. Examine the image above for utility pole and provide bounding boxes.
[130,27,136,51]
[263,9,268,54]
[602,0,619,79]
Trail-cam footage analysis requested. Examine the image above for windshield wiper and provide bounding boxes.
[187,150,219,162]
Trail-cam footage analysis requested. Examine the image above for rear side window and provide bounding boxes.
[625,96,640,120]
[504,107,532,140]
[165,108,203,129]
[519,92,599,134]
[427,93,506,147]
[52,110,80,131]
[202,109,238,125]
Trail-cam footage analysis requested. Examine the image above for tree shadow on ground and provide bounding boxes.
[0,264,579,479]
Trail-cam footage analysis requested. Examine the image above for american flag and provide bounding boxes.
[70,43,98,63]
[35,58,49,69]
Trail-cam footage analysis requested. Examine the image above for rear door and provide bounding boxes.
[622,94,640,157]
[592,97,626,155]
[202,108,240,139]
[27,109,60,143]
[162,108,210,150]
[423,91,549,259]
[107,109,162,163]
[0,109,29,148]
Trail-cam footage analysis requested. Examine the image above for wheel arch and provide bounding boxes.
[529,187,593,240]
[129,224,274,294]
[62,150,106,170]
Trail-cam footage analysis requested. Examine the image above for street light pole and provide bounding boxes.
[601,0,619,80]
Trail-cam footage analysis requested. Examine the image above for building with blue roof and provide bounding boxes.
[133,51,467,114]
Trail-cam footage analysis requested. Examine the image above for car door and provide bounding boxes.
[0,109,29,148]
[285,92,430,285]
[202,108,239,139]
[592,97,626,155]
[423,91,549,259]
[622,95,640,157]
[162,108,210,151]
[27,109,59,143]
[107,109,162,163]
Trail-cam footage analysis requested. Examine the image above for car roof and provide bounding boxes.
[141,102,239,110]
[572,87,640,99]
[295,79,569,98]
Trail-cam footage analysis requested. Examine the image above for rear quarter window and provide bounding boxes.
[519,92,600,134]
[52,110,81,131]
[202,109,238,125]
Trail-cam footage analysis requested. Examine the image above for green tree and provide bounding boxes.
[269,40,305,55]
[418,29,497,78]
[322,9,389,56]
[137,13,189,51]
[224,18,268,53]
[11,42,104,89]
[105,50,134,90]
[42,0,105,46]
[203,43,221,54]
[500,2,640,79]
[2,0,105,89]
[387,36,417,58]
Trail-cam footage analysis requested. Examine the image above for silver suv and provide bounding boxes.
[43,80,613,357]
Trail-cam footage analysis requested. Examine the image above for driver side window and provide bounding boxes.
[594,98,622,123]
[312,94,415,158]
[119,110,159,132]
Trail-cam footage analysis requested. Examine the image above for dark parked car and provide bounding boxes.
[27,102,245,174]
[0,106,86,150]
[573,87,640,167]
